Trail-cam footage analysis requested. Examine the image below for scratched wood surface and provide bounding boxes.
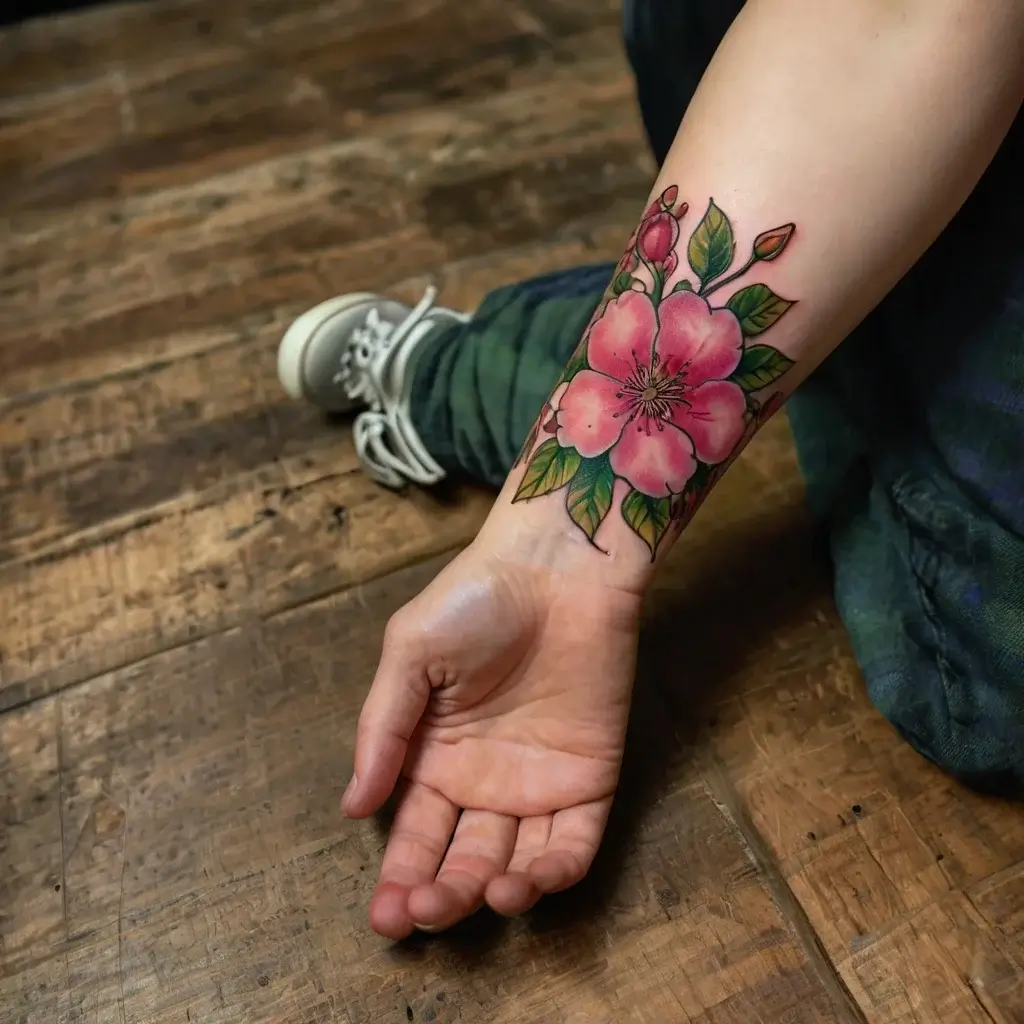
[1,2,1022,1023]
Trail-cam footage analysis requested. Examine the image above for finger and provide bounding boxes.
[407,810,517,931]
[369,782,458,940]
[527,799,611,895]
[344,621,430,818]
[484,816,551,917]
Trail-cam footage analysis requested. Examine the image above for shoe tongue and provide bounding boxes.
[375,299,416,332]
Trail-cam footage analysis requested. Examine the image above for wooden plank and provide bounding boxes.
[0,0,619,102]
[0,2,626,214]
[693,548,1024,1022]
[0,555,854,1023]
[1,49,640,295]
[0,0,247,97]
[0,696,63,968]
[250,2,622,119]
[1,62,646,395]
[0,221,632,557]
[0,321,347,555]
[0,446,492,711]
[840,894,1024,1024]
[0,78,127,209]
[970,863,1024,939]
[0,263,355,398]
[0,215,647,710]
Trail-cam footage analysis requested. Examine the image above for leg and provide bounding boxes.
[626,0,1024,797]
[275,265,614,491]
[396,0,750,487]
[276,0,746,490]
[406,263,616,488]
[788,113,1024,795]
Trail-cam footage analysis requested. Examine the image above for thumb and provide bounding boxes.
[343,626,430,818]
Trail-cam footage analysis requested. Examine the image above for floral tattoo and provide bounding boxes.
[512,187,797,559]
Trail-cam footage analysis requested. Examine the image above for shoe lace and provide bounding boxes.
[348,287,463,489]
[333,310,387,406]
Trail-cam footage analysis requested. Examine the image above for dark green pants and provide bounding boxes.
[408,0,1024,795]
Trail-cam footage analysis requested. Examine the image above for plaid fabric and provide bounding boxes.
[408,264,612,488]
[407,0,1024,794]
[788,114,1024,795]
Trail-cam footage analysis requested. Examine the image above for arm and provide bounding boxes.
[349,1,1023,938]
[478,0,1024,594]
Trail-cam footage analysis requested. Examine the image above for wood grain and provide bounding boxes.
[0,1,625,214]
[0,219,648,710]
[0,222,633,558]
[698,558,1024,1022]
[1,60,646,391]
[0,556,855,1024]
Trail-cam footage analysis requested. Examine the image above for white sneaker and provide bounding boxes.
[277,287,469,488]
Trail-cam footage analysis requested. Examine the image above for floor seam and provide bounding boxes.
[0,545,462,716]
[700,755,868,1024]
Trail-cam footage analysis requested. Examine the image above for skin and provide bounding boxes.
[345,0,1024,939]
[348,549,640,934]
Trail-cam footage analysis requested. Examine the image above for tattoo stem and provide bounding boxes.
[649,267,664,307]
[700,254,756,298]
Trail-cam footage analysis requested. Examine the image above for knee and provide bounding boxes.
[881,503,1024,794]
[835,469,1024,798]
[867,665,1024,798]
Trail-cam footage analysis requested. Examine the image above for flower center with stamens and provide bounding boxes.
[614,350,691,433]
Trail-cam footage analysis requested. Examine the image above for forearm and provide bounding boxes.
[478,0,1024,594]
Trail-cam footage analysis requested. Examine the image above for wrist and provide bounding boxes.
[474,477,666,598]
[480,184,800,593]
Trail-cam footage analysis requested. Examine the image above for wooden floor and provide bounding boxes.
[1,2,1022,1022]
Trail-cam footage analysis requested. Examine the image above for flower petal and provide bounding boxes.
[540,381,569,433]
[670,380,747,464]
[655,290,743,385]
[586,290,657,381]
[609,420,696,498]
[555,370,628,458]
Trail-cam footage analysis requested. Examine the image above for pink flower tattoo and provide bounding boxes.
[513,190,798,558]
[557,290,746,498]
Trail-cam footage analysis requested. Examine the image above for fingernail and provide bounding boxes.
[341,774,358,814]
[412,922,441,933]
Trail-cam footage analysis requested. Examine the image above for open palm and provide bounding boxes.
[343,545,642,938]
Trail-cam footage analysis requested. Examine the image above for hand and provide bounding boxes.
[344,540,642,938]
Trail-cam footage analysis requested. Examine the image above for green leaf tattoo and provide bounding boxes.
[513,438,581,501]
[510,190,798,553]
[731,344,795,391]
[621,489,672,559]
[726,283,795,336]
[611,271,635,296]
[687,199,734,285]
[566,456,615,539]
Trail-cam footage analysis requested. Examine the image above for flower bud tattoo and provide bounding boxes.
[753,223,796,262]
[637,212,679,264]
[512,192,798,559]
